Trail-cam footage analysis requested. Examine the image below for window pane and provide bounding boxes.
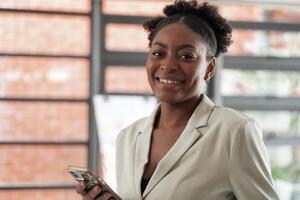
[229,30,300,57]
[103,1,300,23]
[0,0,91,13]
[220,4,263,22]
[243,111,300,135]
[103,0,172,16]
[270,9,300,23]
[0,102,88,141]
[0,189,80,200]
[0,57,89,98]
[0,145,86,184]
[220,4,300,23]
[106,24,148,52]
[105,66,151,93]
[268,146,300,183]
[222,70,300,97]
[0,13,90,55]
[94,95,157,189]
[268,146,300,199]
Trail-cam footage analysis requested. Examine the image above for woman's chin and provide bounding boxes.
[154,90,201,105]
[155,93,186,104]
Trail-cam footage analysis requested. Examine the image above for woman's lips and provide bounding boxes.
[158,78,182,84]
[155,77,185,87]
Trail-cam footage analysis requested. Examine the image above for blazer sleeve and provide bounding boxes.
[229,118,279,200]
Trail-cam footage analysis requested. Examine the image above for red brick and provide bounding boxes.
[0,13,90,55]
[0,0,90,13]
[0,56,89,98]
[219,4,262,21]
[0,102,88,141]
[271,9,300,22]
[0,145,87,184]
[0,189,81,200]
[105,66,152,93]
[229,30,258,56]
[103,0,172,16]
[106,23,148,52]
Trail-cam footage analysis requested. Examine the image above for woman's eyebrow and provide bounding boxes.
[152,42,203,52]
[153,42,204,53]
[152,42,167,48]
[176,44,197,51]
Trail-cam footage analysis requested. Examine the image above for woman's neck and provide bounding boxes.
[155,94,202,129]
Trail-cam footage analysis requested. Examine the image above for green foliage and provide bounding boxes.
[272,166,292,182]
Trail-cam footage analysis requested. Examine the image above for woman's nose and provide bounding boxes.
[160,56,178,72]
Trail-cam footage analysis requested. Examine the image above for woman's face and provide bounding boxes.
[146,22,214,104]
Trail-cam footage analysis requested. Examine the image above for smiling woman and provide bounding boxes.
[76,1,280,200]
[145,23,211,104]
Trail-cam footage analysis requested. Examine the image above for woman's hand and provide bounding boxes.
[76,181,113,200]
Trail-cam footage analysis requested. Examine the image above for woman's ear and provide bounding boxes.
[204,57,216,82]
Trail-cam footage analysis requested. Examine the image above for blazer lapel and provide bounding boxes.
[143,94,215,198]
[134,106,159,199]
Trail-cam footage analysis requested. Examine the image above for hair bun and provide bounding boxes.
[163,0,233,56]
[143,0,233,57]
[163,0,198,16]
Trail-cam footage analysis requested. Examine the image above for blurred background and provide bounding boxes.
[0,0,299,199]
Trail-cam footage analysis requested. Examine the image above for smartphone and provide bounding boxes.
[67,165,122,200]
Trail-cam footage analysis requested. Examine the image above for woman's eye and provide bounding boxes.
[180,54,195,60]
[151,52,162,58]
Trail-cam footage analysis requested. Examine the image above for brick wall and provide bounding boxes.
[0,1,91,199]
[0,0,90,12]
[0,190,81,200]
[0,13,90,55]
[0,102,88,141]
[0,145,86,184]
[0,57,89,98]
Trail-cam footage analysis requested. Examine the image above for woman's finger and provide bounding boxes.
[83,185,102,200]
[95,192,112,200]
[76,181,87,195]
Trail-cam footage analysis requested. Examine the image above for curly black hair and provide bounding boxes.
[143,0,233,58]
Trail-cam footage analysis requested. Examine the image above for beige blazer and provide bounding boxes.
[116,94,279,200]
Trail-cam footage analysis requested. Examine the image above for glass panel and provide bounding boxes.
[105,66,152,93]
[270,9,300,23]
[243,111,300,135]
[0,102,88,141]
[94,95,157,189]
[0,145,87,184]
[219,4,264,22]
[222,70,300,97]
[0,13,90,55]
[104,9,300,55]
[0,57,89,98]
[106,24,148,52]
[268,146,300,199]
[220,4,300,23]
[103,1,300,23]
[0,189,81,200]
[228,30,300,57]
[103,0,172,16]
[0,0,91,13]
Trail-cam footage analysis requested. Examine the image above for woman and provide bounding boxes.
[77,1,279,199]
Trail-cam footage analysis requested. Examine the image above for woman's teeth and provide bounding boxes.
[159,78,181,84]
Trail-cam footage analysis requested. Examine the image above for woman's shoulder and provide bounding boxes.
[209,105,262,140]
[211,105,254,128]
